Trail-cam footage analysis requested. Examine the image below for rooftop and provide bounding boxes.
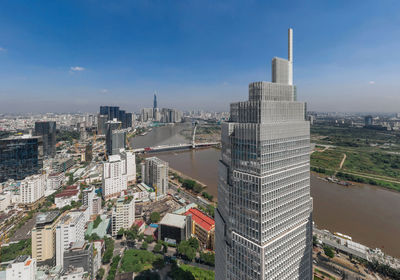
[159,213,186,229]
[36,211,59,225]
[185,208,215,232]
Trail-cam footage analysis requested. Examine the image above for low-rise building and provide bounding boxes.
[63,241,94,280]
[6,255,36,280]
[185,208,215,250]
[158,213,192,245]
[47,172,65,190]
[55,186,80,208]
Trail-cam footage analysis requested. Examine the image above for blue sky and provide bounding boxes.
[1,0,400,113]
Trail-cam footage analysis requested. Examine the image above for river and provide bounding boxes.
[130,124,400,257]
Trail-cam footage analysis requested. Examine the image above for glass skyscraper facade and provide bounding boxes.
[215,29,313,280]
[34,121,56,158]
[0,135,43,182]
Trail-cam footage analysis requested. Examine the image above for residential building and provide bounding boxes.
[102,154,128,200]
[215,29,313,280]
[32,211,61,265]
[6,255,36,280]
[20,173,46,205]
[111,196,135,236]
[82,186,96,215]
[63,241,94,279]
[34,121,56,158]
[121,150,136,183]
[56,211,86,267]
[92,197,101,215]
[158,213,192,245]
[143,157,168,198]
[141,108,153,122]
[185,208,215,250]
[100,106,120,121]
[0,135,43,183]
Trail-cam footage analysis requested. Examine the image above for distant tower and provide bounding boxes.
[153,93,158,109]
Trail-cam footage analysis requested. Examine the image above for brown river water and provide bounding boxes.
[131,124,400,257]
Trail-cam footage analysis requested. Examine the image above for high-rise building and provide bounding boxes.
[141,108,154,122]
[32,211,61,265]
[34,121,56,158]
[125,112,133,128]
[82,186,96,215]
[6,255,36,280]
[153,93,158,109]
[102,154,128,200]
[111,195,135,236]
[215,29,313,280]
[121,150,136,183]
[143,157,168,197]
[105,119,126,155]
[55,211,86,267]
[97,114,108,135]
[0,135,43,183]
[20,173,46,205]
[100,106,120,121]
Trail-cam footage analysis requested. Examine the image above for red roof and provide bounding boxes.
[185,208,215,232]
[134,220,144,227]
[55,189,79,198]
[66,185,78,190]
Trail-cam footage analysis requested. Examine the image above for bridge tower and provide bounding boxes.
[192,121,198,148]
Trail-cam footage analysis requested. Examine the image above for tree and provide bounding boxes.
[177,241,196,261]
[96,268,105,280]
[153,243,162,253]
[188,237,199,250]
[93,215,102,229]
[200,252,215,266]
[117,228,125,237]
[153,256,165,269]
[150,212,161,223]
[141,241,148,250]
[145,235,154,243]
[323,245,335,258]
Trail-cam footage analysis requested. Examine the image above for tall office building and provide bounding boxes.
[0,135,43,183]
[100,106,120,121]
[153,93,158,109]
[34,121,56,158]
[215,29,313,280]
[143,157,169,197]
[97,114,108,135]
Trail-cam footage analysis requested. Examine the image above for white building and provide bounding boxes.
[102,154,128,200]
[55,211,86,267]
[143,157,169,198]
[0,192,11,212]
[6,255,36,280]
[47,172,65,190]
[92,240,103,277]
[54,186,80,208]
[82,186,96,215]
[121,150,136,183]
[20,174,46,204]
[111,195,135,236]
[215,29,313,280]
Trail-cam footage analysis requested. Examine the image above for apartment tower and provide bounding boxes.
[215,29,313,280]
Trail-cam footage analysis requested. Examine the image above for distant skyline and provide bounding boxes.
[1,0,400,113]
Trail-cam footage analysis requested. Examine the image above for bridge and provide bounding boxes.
[132,141,220,153]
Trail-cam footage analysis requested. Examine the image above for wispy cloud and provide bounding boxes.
[369,81,376,85]
[70,66,85,72]
[0,47,6,52]
[100,89,108,94]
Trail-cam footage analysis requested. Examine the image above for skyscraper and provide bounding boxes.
[215,29,313,280]
[153,93,158,109]
[0,135,43,183]
[34,121,56,158]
